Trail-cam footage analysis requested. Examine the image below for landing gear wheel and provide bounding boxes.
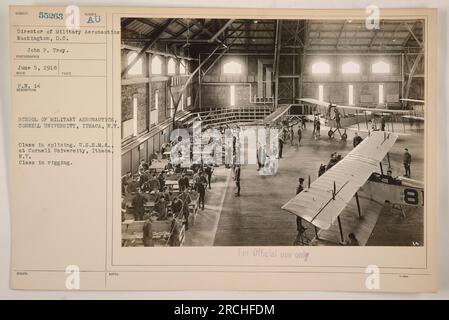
[341,133,348,141]
[328,130,334,139]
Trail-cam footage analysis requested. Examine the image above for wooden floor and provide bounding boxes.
[185,121,424,246]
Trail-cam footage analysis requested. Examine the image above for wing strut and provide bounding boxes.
[355,192,362,218]
[337,216,345,244]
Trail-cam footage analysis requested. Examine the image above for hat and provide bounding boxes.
[299,178,304,182]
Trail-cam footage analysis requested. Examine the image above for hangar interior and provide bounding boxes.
[121,18,425,247]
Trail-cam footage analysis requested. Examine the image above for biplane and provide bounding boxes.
[281,131,424,245]
[400,98,425,122]
[299,98,413,140]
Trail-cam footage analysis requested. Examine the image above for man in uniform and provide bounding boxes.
[142,214,154,247]
[335,109,341,128]
[318,164,326,177]
[177,189,192,230]
[403,148,412,178]
[196,171,208,210]
[290,126,295,145]
[234,165,241,197]
[131,192,147,221]
[148,173,160,192]
[178,173,189,192]
[381,116,386,131]
[204,165,213,189]
[353,132,363,148]
[296,177,305,195]
[257,144,266,171]
[295,177,305,243]
[278,136,284,159]
[315,118,321,139]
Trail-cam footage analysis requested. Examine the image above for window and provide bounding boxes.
[170,96,174,117]
[121,97,138,139]
[167,58,176,75]
[181,94,184,111]
[180,60,186,74]
[342,61,360,74]
[154,90,159,111]
[151,55,162,75]
[133,97,138,136]
[127,52,143,75]
[187,96,191,107]
[223,61,242,74]
[230,85,236,106]
[372,61,390,73]
[312,61,330,74]
[378,84,384,104]
[348,84,354,105]
[318,85,324,102]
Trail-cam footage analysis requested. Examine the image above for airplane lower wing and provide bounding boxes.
[261,104,292,124]
[299,98,409,114]
[402,115,424,121]
[281,131,398,230]
[400,98,424,104]
[345,126,411,136]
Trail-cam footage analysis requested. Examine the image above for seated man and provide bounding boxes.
[178,173,189,192]
[171,197,184,219]
[177,189,192,230]
[380,169,402,185]
[148,174,160,192]
[153,196,168,220]
[380,170,395,184]
[164,161,174,171]
[139,172,149,192]
[160,186,172,202]
[326,153,338,170]
[127,178,139,194]
[318,164,326,177]
[121,172,132,195]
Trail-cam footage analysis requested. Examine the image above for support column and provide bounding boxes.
[273,20,282,109]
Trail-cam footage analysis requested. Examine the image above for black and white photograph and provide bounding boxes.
[120,17,425,248]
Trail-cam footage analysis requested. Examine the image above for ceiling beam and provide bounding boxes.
[190,19,214,37]
[209,19,235,43]
[335,21,347,49]
[404,22,423,47]
[133,18,178,37]
[121,18,134,29]
[201,23,246,77]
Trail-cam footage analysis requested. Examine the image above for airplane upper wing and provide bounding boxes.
[298,98,409,114]
[400,98,424,104]
[281,131,398,230]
